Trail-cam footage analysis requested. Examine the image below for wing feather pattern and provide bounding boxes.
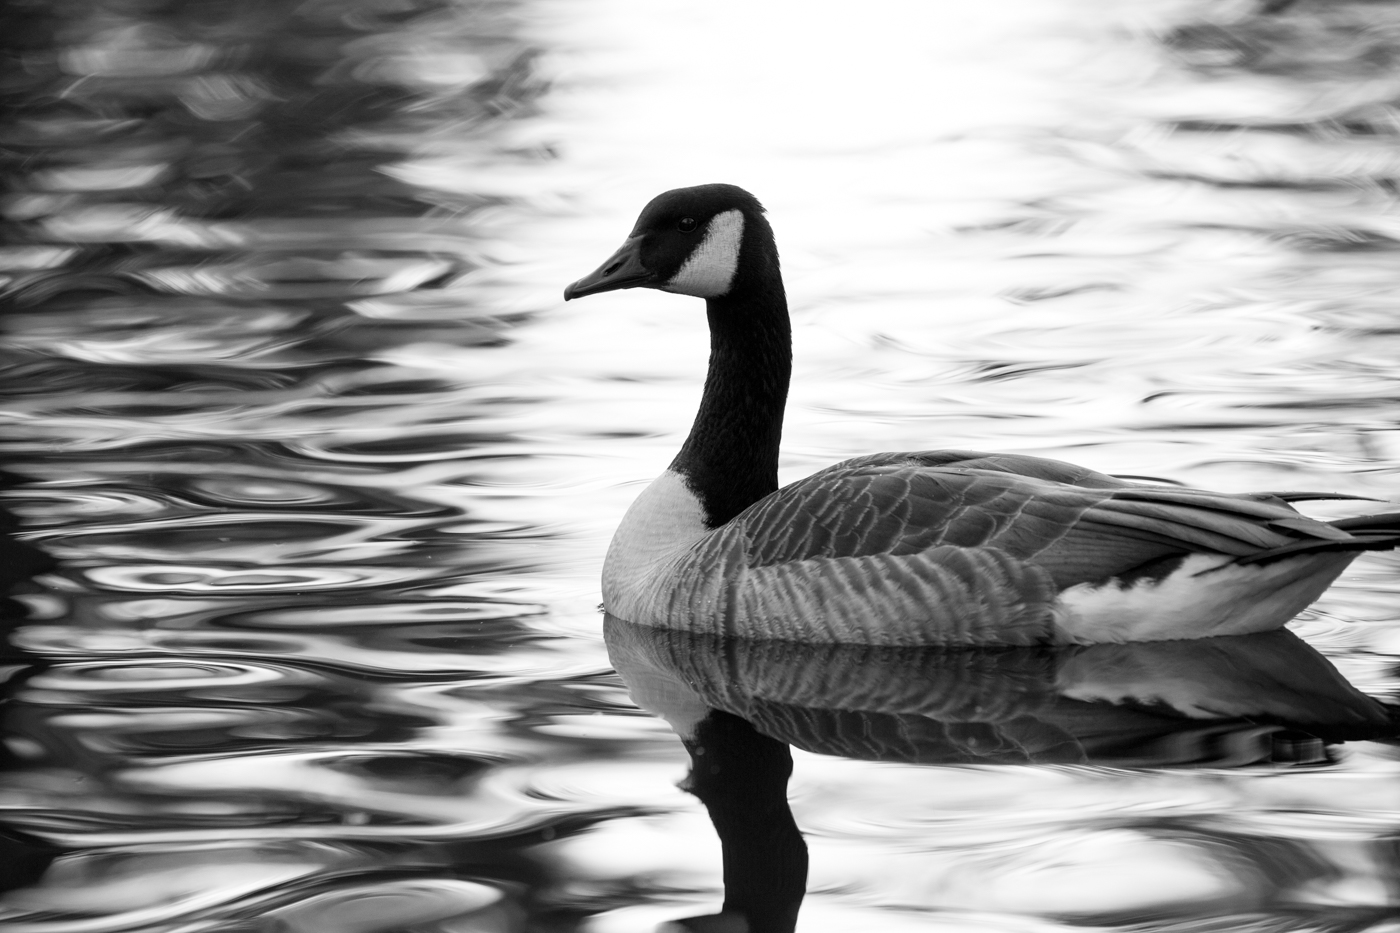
[735,451,1363,575]
[730,546,1057,645]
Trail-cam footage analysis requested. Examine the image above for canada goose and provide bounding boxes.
[565,184,1400,645]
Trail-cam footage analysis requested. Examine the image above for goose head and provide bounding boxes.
[565,184,791,532]
[563,184,774,301]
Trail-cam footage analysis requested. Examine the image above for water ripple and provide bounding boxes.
[77,564,447,594]
[8,0,1400,929]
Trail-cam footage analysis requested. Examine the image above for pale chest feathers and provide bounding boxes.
[603,470,711,606]
[662,209,744,298]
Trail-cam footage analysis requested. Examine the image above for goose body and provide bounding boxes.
[566,185,1400,646]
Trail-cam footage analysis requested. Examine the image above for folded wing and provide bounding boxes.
[643,450,1398,645]
[730,449,1359,588]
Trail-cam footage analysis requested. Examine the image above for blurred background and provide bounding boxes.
[6,0,1400,929]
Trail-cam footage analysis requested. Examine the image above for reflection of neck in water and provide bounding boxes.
[609,615,1400,926]
[0,469,61,893]
[674,710,806,933]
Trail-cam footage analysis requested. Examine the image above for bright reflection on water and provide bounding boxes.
[5,0,1400,930]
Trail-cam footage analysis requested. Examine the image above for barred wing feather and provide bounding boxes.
[735,451,1350,582]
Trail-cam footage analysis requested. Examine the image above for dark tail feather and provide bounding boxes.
[1237,512,1400,567]
[1256,492,1384,503]
[1330,511,1400,532]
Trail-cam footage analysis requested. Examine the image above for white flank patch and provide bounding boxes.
[663,209,744,298]
[602,469,711,615]
[1053,551,1354,644]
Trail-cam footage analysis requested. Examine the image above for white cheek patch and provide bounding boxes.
[663,209,744,298]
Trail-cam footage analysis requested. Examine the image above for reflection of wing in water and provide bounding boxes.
[607,614,1400,932]
[607,616,1395,768]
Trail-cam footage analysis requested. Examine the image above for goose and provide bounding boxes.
[565,184,1400,646]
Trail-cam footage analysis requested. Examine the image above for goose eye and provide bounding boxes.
[677,217,698,233]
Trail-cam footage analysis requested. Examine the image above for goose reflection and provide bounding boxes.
[606,616,1398,932]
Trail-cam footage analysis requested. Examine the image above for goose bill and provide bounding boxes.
[564,236,656,299]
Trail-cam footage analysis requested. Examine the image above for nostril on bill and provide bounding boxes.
[603,261,623,277]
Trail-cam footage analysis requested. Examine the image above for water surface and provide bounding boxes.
[5,0,1400,930]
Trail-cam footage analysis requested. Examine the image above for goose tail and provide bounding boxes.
[1238,512,1400,566]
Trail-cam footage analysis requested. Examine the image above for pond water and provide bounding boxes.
[5,0,1400,930]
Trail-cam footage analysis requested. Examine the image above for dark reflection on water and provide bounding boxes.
[0,470,61,898]
[675,711,805,933]
[609,617,1400,930]
[608,619,1399,768]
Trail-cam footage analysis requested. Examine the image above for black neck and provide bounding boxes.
[670,276,791,527]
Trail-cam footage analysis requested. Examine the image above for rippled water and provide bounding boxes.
[6,0,1400,930]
